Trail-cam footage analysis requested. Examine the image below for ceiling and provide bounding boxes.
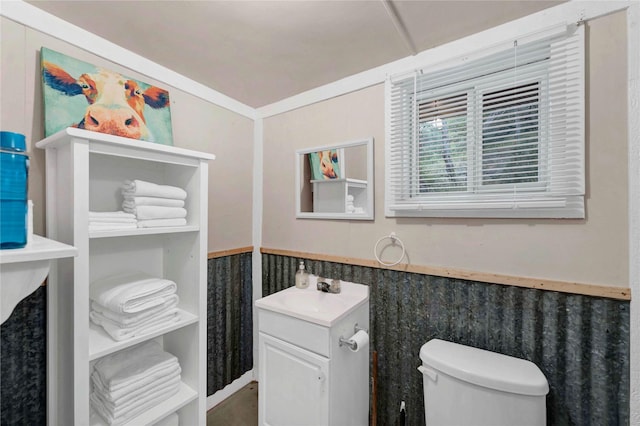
[25,1,563,108]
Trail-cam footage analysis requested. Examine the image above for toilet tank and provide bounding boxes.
[419,339,549,426]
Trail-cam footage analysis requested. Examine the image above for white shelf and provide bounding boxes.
[0,234,77,264]
[310,178,367,186]
[311,178,370,216]
[89,226,199,239]
[37,127,215,162]
[89,309,199,361]
[89,381,198,426]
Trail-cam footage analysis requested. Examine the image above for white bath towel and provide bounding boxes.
[89,211,136,220]
[90,272,177,314]
[90,303,179,331]
[154,412,179,426]
[137,218,187,228]
[123,205,187,220]
[91,308,181,341]
[93,372,180,409]
[122,179,187,200]
[92,341,177,391]
[89,217,137,224]
[89,223,138,232]
[92,380,180,418]
[123,196,185,208]
[91,294,179,327]
[91,383,179,426]
[92,364,181,403]
[93,375,180,412]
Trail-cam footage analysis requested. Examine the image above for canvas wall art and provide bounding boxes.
[41,47,173,145]
[309,149,341,180]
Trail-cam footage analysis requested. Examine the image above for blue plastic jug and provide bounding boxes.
[0,131,29,249]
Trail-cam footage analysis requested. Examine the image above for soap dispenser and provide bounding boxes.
[295,260,309,289]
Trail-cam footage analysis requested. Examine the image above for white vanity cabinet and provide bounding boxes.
[259,333,330,425]
[37,128,214,426]
[256,279,370,426]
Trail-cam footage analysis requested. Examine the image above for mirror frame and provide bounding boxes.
[295,137,374,220]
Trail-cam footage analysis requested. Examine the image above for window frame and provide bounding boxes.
[385,25,584,219]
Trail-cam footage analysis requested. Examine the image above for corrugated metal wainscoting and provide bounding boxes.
[0,286,47,426]
[207,251,254,396]
[262,253,630,426]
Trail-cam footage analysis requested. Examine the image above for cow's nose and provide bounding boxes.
[83,105,142,139]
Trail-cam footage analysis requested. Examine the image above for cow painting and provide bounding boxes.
[309,149,341,180]
[41,47,173,144]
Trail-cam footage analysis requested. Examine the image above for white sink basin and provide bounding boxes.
[255,275,369,326]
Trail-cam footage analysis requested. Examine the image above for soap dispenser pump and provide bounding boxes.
[295,260,309,289]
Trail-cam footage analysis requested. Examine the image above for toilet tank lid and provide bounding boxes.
[419,339,549,396]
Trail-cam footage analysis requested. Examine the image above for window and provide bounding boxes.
[386,25,584,218]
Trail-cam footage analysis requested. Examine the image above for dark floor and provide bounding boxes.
[207,381,258,426]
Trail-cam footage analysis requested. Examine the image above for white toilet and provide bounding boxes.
[418,339,549,426]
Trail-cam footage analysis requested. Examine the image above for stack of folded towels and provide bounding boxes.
[89,211,137,232]
[346,194,355,213]
[91,341,181,425]
[122,179,188,228]
[345,195,365,214]
[90,272,181,342]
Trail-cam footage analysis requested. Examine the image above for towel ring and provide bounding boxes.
[374,232,405,267]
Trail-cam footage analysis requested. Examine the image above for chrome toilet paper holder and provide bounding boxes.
[339,323,368,350]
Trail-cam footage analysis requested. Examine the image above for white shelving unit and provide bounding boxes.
[37,127,215,426]
[312,178,368,215]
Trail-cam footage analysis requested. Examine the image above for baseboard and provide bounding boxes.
[206,370,255,411]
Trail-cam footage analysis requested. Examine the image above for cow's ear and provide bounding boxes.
[42,61,83,96]
[143,87,170,109]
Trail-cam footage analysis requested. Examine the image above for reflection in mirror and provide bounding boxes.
[296,138,374,220]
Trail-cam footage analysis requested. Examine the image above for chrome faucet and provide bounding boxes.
[317,278,341,294]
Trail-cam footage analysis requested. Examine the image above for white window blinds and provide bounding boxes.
[385,24,585,218]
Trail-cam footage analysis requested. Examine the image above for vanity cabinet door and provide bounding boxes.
[259,332,329,426]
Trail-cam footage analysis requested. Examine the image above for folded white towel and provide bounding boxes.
[90,272,177,314]
[89,223,138,232]
[94,373,181,409]
[94,372,181,410]
[123,196,185,208]
[91,308,180,341]
[154,412,179,426]
[89,211,137,219]
[90,217,137,224]
[92,341,177,391]
[122,180,187,200]
[92,362,180,401]
[93,378,180,414]
[137,218,187,228]
[91,294,179,327]
[91,383,179,426]
[123,205,187,220]
[92,365,181,404]
[90,302,178,329]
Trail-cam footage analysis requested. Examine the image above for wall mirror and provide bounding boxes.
[296,137,374,220]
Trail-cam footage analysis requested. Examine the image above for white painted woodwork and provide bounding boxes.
[257,301,369,426]
[37,127,213,426]
[0,235,77,325]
